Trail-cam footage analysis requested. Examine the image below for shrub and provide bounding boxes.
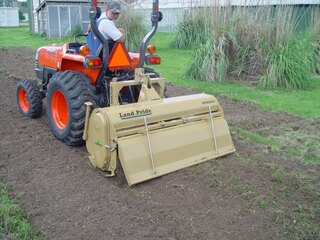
[260,37,313,89]
[185,35,230,82]
[177,3,320,89]
[310,20,320,74]
[19,11,25,21]
[170,11,211,49]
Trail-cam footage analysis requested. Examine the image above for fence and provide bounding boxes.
[132,8,190,32]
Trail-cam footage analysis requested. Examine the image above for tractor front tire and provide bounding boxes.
[46,71,96,146]
[16,80,43,118]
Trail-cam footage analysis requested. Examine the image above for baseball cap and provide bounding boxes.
[107,2,121,14]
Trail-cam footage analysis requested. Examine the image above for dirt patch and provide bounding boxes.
[0,48,319,240]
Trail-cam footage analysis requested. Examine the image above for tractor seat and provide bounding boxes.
[95,41,116,57]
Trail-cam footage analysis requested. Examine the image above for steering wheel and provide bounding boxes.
[74,33,88,44]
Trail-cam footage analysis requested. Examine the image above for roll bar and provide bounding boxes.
[89,0,162,68]
[138,0,163,67]
[89,3,109,89]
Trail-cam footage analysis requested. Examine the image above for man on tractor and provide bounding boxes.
[86,1,125,55]
[99,1,125,43]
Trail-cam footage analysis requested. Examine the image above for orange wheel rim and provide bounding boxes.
[18,88,29,112]
[51,90,68,129]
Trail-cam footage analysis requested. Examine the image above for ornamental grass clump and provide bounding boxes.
[185,35,230,82]
[170,9,211,49]
[117,9,147,51]
[185,39,213,81]
[260,37,314,89]
[257,5,315,89]
[184,5,234,82]
[178,2,320,89]
[310,20,320,74]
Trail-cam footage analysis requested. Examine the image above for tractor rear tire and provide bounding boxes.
[16,80,43,118]
[46,71,96,146]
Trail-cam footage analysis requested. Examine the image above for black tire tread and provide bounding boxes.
[16,79,43,118]
[46,71,97,146]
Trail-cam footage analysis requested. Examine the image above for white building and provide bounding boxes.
[0,7,19,27]
[133,0,320,8]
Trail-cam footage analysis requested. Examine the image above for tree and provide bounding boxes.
[0,0,13,7]
[19,11,25,21]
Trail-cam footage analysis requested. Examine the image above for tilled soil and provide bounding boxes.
[0,48,319,240]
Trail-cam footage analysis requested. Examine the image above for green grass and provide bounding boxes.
[231,126,282,149]
[231,124,320,165]
[231,125,320,165]
[277,199,319,239]
[0,27,72,49]
[231,159,320,240]
[273,126,320,164]
[0,181,43,240]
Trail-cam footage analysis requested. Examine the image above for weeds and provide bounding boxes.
[191,162,220,188]
[270,165,285,184]
[272,125,320,165]
[255,195,269,210]
[265,164,320,239]
[0,181,43,240]
[275,207,320,240]
[236,185,254,198]
[231,126,281,150]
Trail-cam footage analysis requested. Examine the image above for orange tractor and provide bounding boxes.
[16,0,235,186]
[17,1,162,146]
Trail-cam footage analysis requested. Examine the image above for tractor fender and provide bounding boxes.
[60,54,100,85]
